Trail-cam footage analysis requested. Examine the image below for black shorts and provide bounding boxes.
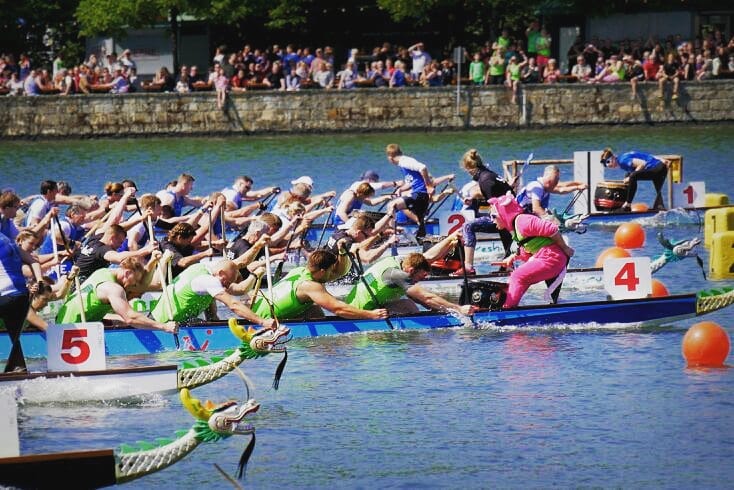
[404,192,430,218]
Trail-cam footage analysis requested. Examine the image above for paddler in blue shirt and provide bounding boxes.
[600,148,670,211]
[384,144,435,238]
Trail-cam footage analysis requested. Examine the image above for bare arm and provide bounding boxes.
[98,282,176,332]
[406,284,474,315]
[298,281,387,319]
[214,290,276,329]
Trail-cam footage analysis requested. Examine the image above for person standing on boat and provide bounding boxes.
[599,148,670,211]
[454,149,516,276]
[490,192,574,308]
[252,249,389,321]
[344,249,477,316]
[1,232,44,373]
[516,165,587,220]
[385,144,435,238]
[55,256,177,334]
[150,258,277,328]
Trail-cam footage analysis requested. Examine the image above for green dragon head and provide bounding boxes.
[228,318,290,358]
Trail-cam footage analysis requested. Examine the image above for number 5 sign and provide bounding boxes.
[672,181,705,208]
[603,257,652,300]
[437,210,475,236]
[47,322,106,372]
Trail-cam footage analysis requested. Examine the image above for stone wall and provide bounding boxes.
[1,80,733,139]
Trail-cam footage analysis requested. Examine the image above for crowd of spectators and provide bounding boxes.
[2,24,733,101]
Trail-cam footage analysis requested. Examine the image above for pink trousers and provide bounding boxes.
[504,245,568,308]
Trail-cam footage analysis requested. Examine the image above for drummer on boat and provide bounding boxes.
[600,148,670,211]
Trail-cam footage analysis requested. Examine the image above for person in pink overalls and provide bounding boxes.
[490,192,574,308]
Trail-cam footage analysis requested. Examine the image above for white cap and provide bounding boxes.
[291,176,314,187]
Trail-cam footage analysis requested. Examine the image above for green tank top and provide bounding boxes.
[509,64,521,81]
[56,268,117,323]
[253,266,313,319]
[344,256,405,309]
[489,59,505,76]
[151,263,214,322]
[513,226,554,254]
[537,36,551,57]
[616,65,626,80]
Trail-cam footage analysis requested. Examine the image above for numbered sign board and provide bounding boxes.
[603,257,652,300]
[672,181,706,208]
[437,210,475,236]
[47,323,106,372]
[0,391,19,457]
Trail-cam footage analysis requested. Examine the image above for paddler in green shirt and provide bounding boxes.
[344,233,479,316]
[150,258,276,329]
[252,250,389,321]
[56,256,177,333]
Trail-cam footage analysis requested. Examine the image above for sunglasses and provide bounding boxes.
[490,212,499,220]
[601,156,612,167]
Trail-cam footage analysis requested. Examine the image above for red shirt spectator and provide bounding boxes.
[642,54,660,81]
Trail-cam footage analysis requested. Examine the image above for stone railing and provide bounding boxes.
[1,80,732,138]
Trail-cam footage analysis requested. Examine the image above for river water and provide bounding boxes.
[2,124,734,488]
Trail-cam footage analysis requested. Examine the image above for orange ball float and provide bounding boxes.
[595,246,631,267]
[630,202,649,212]
[650,279,669,297]
[614,222,646,249]
[682,321,730,367]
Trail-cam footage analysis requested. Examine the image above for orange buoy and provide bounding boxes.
[631,202,649,212]
[614,222,646,249]
[594,246,631,267]
[650,279,669,297]
[682,321,730,367]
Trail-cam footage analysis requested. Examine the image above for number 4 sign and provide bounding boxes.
[47,322,106,372]
[603,257,652,300]
[672,181,705,208]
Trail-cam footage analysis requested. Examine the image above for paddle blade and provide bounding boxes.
[272,349,287,390]
[237,433,256,479]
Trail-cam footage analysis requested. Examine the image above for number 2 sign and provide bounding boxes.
[47,322,106,372]
[437,210,475,236]
[672,181,705,208]
[602,257,652,300]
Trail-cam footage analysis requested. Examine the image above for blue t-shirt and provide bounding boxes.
[616,151,663,173]
[516,178,549,211]
[0,233,27,296]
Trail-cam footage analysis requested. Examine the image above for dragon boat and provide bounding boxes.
[0,320,289,402]
[4,285,733,359]
[0,382,259,487]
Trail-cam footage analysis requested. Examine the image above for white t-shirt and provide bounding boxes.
[190,267,225,297]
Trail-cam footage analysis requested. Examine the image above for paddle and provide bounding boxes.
[156,251,180,349]
[74,272,87,324]
[273,217,304,282]
[220,206,227,257]
[315,208,333,249]
[349,249,395,330]
[263,245,275,306]
[561,189,584,217]
[518,152,534,180]
[260,244,288,390]
[456,238,472,306]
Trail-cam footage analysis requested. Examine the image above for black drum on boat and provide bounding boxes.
[593,181,629,211]
[459,281,507,310]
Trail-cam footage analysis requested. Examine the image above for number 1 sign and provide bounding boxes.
[672,181,705,208]
[47,322,106,372]
[602,257,652,300]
